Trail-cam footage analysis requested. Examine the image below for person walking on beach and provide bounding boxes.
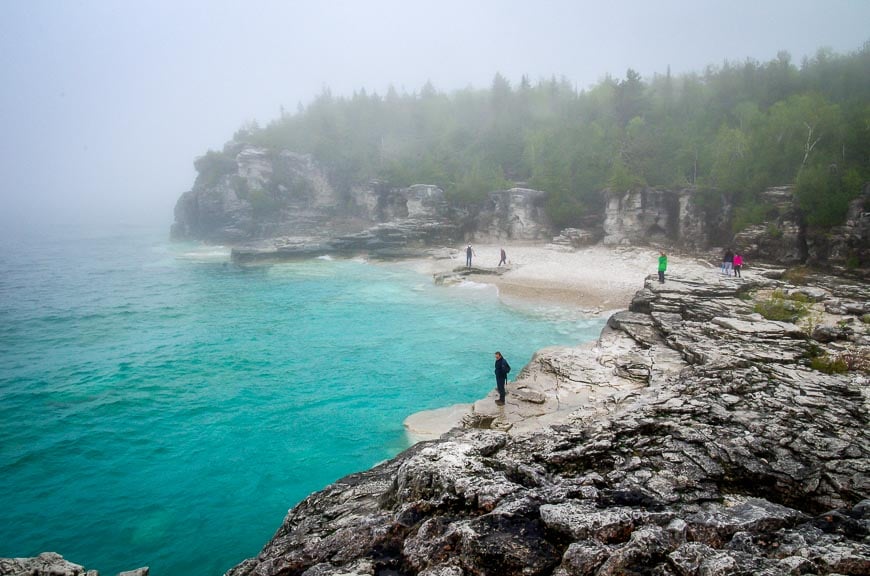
[733,252,743,278]
[658,251,668,284]
[498,248,507,267]
[721,249,734,276]
[494,351,510,405]
[466,244,475,267]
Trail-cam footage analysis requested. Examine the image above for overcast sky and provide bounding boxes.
[1,0,868,235]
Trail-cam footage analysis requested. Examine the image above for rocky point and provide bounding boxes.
[218,269,868,576]
[5,265,868,575]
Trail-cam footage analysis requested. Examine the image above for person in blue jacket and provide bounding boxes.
[494,351,511,405]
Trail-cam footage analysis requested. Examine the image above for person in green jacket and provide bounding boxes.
[658,252,668,283]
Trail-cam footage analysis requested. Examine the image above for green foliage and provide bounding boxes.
[810,354,848,374]
[731,200,778,233]
[248,189,282,219]
[809,346,869,374]
[801,308,824,337]
[194,150,236,188]
[202,44,869,229]
[692,187,725,214]
[784,291,811,304]
[607,156,645,192]
[782,267,811,285]
[546,192,587,230]
[766,223,784,238]
[754,289,809,323]
[446,161,508,206]
[795,163,860,227]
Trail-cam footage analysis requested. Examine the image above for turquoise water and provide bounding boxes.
[0,225,605,575]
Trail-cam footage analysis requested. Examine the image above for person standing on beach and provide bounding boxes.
[466,244,475,267]
[494,351,510,405]
[733,252,743,278]
[658,251,668,284]
[498,248,507,266]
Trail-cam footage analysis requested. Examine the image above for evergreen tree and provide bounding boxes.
[226,44,868,231]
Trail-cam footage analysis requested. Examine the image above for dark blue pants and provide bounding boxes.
[496,377,506,401]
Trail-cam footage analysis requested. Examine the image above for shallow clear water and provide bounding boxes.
[0,225,604,575]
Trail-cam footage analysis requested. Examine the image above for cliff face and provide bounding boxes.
[474,188,552,242]
[601,185,869,274]
[171,145,342,242]
[171,144,553,252]
[602,188,727,252]
[172,145,868,274]
[223,272,869,576]
[733,186,870,275]
[732,187,806,266]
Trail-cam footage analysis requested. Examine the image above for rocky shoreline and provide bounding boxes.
[5,258,868,576]
[216,267,868,575]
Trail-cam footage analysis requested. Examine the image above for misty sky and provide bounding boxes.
[1,0,868,235]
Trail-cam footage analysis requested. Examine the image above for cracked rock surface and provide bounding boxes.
[224,273,869,576]
[6,272,867,575]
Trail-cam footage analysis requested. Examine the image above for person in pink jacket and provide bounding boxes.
[733,253,743,278]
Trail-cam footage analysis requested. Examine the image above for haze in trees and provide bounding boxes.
[214,45,869,233]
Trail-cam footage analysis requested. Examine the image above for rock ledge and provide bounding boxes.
[221,272,869,576]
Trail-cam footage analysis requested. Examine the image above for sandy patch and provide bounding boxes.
[404,404,474,444]
[397,243,726,442]
[402,243,716,313]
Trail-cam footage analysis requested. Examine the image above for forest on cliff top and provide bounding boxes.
[200,44,869,233]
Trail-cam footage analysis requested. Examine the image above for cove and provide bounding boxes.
[0,227,605,575]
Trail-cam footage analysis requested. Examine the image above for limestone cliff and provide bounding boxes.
[733,185,870,276]
[474,188,552,242]
[171,144,342,242]
[732,187,806,266]
[604,188,730,251]
[171,143,553,254]
[171,143,868,273]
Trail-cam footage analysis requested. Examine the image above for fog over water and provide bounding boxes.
[1,0,868,236]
